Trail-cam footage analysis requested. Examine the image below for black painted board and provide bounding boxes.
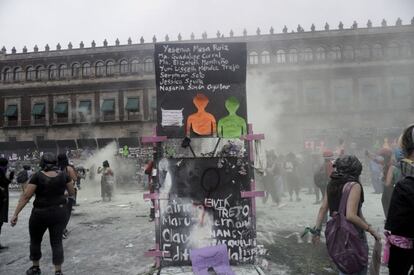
[158,157,255,267]
[154,42,247,138]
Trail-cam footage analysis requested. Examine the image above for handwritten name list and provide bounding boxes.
[155,43,245,93]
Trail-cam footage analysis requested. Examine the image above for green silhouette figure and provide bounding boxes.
[217,96,247,138]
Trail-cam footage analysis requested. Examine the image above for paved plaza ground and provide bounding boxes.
[0,183,388,275]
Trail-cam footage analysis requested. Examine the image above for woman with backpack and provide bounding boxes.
[385,125,414,274]
[10,153,75,275]
[312,155,381,275]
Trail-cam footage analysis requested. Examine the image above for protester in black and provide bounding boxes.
[0,158,14,250]
[11,153,75,275]
[263,151,281,206]
[385,125,414,275]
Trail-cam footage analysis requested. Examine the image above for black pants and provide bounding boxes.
[149,184,155,219]
[388,244,414,275]
[29,205,67,265]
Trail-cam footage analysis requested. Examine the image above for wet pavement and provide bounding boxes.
[0,184,388,275]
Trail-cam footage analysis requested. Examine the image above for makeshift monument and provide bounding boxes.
[143,42,264,273]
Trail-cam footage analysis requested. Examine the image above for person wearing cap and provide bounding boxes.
[97,160,114,202]
[385,125,414,274]
[0,157,14,250]
[10,152,75,275]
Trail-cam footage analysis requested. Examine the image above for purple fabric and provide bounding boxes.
[325,182,368,274]
[383,231,413,264]
[190,245,235,275]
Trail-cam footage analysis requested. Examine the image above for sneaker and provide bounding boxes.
[26,266,41,275]
[55,271,63,275]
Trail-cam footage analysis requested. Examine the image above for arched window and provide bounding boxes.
[58,64,67,79]
[276,50,286,64]
[48,65,57,80]
[119,60,129,74]
[315,47,326,61]
[13,67,23,81]
[372,44,383,59]
[26,66,35,80]
[95,61,105,77]
[329,46,341,60]
[248,52,259,65]
[303,48,313,61]
[387,42,399,58]
[144,58,153,72]
[131,59,140,73]
[82,62,91,77]
[288,49,298,63]
[106,60,116,75]
[35,66,45,80]
[343,46,354,60]
[71,63,80,78]
[2,68,11,82]
[357,44,370,59]
[260,51,270,64]
[401,42,412,57]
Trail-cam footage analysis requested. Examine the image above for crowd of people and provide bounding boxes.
[0,143,151,275]
[257,125,414,274]
[1,126,413,274]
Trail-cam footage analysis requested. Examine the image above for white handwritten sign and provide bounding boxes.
[161,108,184,127]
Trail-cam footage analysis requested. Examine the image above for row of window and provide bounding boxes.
[4,97,147,126]
[1,58,154,82]
[248,42,412,64]
[273,80,411,111]
[2,41,413,83]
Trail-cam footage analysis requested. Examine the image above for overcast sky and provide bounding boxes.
[0,0,413,52]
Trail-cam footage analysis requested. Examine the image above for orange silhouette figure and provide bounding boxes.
[186,93,217,136]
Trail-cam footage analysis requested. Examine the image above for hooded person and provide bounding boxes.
[10,152,75,275]
[0,157,14,250]
[97,160,114,202]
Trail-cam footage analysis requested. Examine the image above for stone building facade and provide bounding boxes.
[0,18,413,150]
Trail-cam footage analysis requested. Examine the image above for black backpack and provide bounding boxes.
[16,170,29,184]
